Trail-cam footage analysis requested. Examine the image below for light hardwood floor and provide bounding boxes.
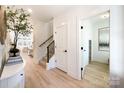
[22,53,108,88]
[83,62,109,87]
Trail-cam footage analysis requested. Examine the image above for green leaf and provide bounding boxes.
[6,6,33,45]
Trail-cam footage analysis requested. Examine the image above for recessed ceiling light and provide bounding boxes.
[27,8,32,13]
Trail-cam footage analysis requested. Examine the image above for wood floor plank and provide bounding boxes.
[21,53,108,88]
[83,62,109,87]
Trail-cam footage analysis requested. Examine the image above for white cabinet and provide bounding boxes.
[0,78,8,87]
[0,62,25,88]
[8,70,24,88]
[0,70,24,88]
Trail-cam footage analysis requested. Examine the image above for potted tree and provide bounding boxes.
[6,6,33,57]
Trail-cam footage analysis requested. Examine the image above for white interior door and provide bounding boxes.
[55,24,68,72]
[81,24,89,68]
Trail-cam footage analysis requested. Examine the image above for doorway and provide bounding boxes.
[80,11,110,87]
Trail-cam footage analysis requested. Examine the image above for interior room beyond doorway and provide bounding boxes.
[80,11,110,87]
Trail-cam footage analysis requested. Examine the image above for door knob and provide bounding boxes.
[64,50,67,52]
[20,74,23,76]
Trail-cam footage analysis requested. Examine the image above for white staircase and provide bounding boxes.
[39,40,55,70]
[39,52,55,70]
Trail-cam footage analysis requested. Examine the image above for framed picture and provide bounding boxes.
[98,27,110,51]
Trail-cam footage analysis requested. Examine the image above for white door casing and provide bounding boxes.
[55,23,68,72]
[81,21,90,68]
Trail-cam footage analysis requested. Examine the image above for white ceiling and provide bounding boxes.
[15,5,76,22]
[90,11,110,23]
[14,5,108,22]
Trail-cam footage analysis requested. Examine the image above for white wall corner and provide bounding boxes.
[46,55,56,70]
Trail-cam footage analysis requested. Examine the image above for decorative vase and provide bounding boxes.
[9,48,20,57]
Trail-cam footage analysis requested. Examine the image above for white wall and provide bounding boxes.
[91,18,109,63]
[0,44,5,70]
[0,32,10,72]
[33,19,53,64]
[54,6,111,80]
[110,6,124,87]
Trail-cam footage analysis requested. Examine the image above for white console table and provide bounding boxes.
[0,58,25,88]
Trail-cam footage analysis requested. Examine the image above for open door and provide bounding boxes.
[81,24,90,68]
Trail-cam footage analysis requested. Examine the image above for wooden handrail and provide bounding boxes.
[39,35,53,47]
[47,41,54,48]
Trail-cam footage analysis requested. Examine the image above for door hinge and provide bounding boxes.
[81,47,83,50]
[81,67,83,71]
[81,67,83,79]
[81,26,83,29]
